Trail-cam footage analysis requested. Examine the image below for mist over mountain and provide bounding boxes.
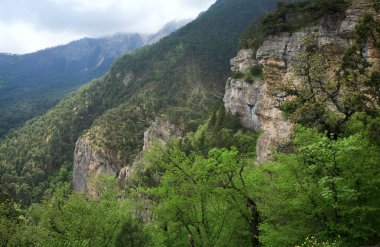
[0,0,278,205]
[0,0,379,246]
[0,19,189,137]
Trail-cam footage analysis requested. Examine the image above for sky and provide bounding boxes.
[0,0,216,54]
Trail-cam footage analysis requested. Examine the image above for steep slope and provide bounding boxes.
[147,19,192,44]
[225,0,379,163]
[139,1,379,245]
[0,0,279,205]
[1,1,379,245]
[0,22,187,137]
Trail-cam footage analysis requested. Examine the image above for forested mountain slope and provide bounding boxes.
[0,0,379,246]
[0,0,278,206]
[0,20,187,137]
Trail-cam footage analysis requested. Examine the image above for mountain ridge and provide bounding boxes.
[1,0,379,246]
[0,0,278,206]
[0,19,189,137]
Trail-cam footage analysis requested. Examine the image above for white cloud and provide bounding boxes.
[0,22,82,54]
[0,0,216,54]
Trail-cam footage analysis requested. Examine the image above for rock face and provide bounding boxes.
[73,136,120,196]
[230,49,257,72]
[143,117,184,151]
[73,117,183,194]
[224,45,293,163]
[119,117,184,186]
[224,1,377,163]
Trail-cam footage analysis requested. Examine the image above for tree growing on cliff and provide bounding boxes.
[277,12,380,137]
[255,8,380,246]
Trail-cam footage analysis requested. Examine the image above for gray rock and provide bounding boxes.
[224,79,265,131]
[143,117,184,151]
[224,1,377,163]
[73,117,184,195]
[230,49,256,72]
[73,136,120,196]
[339,0,374,39]
[256,33,290,65]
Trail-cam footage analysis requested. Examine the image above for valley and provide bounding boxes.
[0,0,379,246]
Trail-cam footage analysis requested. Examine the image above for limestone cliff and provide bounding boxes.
[224,47,292,163]
[73,117,183,194]
[73,136,121,196]
[224,0,378,163]
[143,117,184,152]
[119,117,184,186]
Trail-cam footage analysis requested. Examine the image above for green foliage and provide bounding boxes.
[250,64,264,80]
[373,0,380,11]
[0,190,22,246]
[114,219,151,247]
[276,33,345,134]
[340,13,380,115]
[231,65,263,83]
[0,179,150,247]
[0,75,123,206]
[231,70,244,79]
[0,34,147,138]
[128,110,260,247]
[0,0,278,207]
[240,0,351,50]
[277,12,380,136]
[255,127,380,246]
[345,111,380,146]
[2,2,379,247]
[148,147,254,246]
[246,5,380,246]
[25,181,142,247]
[188,106,256,155]
[298,236,342,247]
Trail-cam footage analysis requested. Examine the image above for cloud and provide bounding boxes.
[0,22,83,54]
[0,0,216,54]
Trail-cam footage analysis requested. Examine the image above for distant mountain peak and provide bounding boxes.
[147,19,192,44]
[0,19,186,137]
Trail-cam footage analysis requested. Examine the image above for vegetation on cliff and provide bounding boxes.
[254,2,380,245]
[0,0,379,246]
[240,0,351,50]
[0,0,277,205]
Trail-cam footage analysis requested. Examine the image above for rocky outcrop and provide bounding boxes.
[73,117,184,194]
[118,117,184,187]
[143,117,184,151]
[339,0,374,38]
[73,136,120,196]
[230,49,257,72]
[224,44,293,163]
[123,72,134,86]
[224,1,377,163]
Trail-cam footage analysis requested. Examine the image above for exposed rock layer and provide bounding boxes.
[73,117,183,194]
[143,117,184,151]
[224,1,378,163]
[119,117,184,186]
[73,137,120,196]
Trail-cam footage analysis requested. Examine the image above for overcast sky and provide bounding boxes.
[0,0,216,54]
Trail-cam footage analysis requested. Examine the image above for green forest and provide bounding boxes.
[0,0,379,246]
[0,33,148,138]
